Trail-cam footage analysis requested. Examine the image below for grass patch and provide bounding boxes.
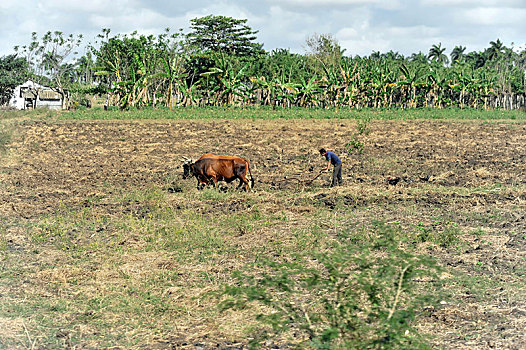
[413,220,461,248]
[0,178,520,348]
[0,123,14,155]
[49,106,526,122]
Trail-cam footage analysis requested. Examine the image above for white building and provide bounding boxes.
[9,80,66,110]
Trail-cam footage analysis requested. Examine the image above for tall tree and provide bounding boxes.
[408,52,429,65]
[428,43,449,65]
[450,45,466,64]
[186,15,263,57]
[305,33,345,72]
[74,52,96,84]
[487,39,505,60]
[15,31,83,108]
[465,51,486,69]
[0,54,29,105]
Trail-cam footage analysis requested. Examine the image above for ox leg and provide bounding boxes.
[234,165,249,191]
[243,179,250,191]
[236,177,250,191]
[196,175,209,190]
[207,175,217,188]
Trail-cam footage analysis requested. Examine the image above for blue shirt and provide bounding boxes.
[325,151,341,165]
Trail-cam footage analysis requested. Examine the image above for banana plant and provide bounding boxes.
[175,78,199,106]
[201,53,250,106]
[473,70,497,109]
[155,54,185,109]
[451,65,473,109]
[296,76,321,107]
[250,76,274,106]
[270,71,299,107]
[338,60,361,107]
[427,67,448,108]
[319,62,347,107]
[398,63,425,108]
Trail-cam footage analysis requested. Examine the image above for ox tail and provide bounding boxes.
[246,160,255,189]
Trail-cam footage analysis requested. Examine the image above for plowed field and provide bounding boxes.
[1,115,525,349]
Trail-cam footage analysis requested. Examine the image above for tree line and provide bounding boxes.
[1,15,525,110]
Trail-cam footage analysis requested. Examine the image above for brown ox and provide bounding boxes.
[182,155,254,191]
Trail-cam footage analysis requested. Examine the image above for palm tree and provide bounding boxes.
[487,39,505,60]
[450,46,466,65]
[465,51,486,69]
[409,52,428,64]
[383,50,404,61]
[428,43,449,65]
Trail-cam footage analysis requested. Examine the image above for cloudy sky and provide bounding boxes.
[0,0,525,58]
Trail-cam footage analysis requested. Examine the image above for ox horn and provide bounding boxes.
[180,156,193,164]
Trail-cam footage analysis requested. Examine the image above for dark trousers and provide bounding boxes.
[331,163,342,187]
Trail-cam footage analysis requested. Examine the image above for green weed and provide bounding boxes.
[414,221,461,248]
[199,188,232,201]
[218,222,440,349]
[345,116,371,155]
[345,136,364,155]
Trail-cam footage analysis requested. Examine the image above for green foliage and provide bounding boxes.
[414,221,461,248]
[15,31,83,102]
[59,107,526,122]
[346,117,370,155]
[85,26,526,109]
[428,43,449,66]
[0,54,29,105]
[257,49,310,83]
[10,22,525,110]
[92,28,186,109]
[356,117,371,135]
[450,46,466,65]
[186,15,263,57]
[219,223,440,349]
[345,137,364,155]
[305,33,345,75]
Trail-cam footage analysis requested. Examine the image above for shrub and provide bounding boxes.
[219,223,440,349]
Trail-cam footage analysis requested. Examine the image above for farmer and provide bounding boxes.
[319,148,342,187]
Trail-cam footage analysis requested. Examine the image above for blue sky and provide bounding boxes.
[1,0,525,58]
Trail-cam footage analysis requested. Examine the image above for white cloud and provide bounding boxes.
[273,0,388,4]
[337,24,443,56]
[268,0,401,10]
[513,43,526,53]
[37,0,127,13]
[340,37,391,56]
[260,6,322,51]
[1,0,525,58]
[337,27,360,39]
[0,0,25,9]
[459,7,526,25]
[90,8,170,32]
[421,0,525,6]
[182,1,254,21]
